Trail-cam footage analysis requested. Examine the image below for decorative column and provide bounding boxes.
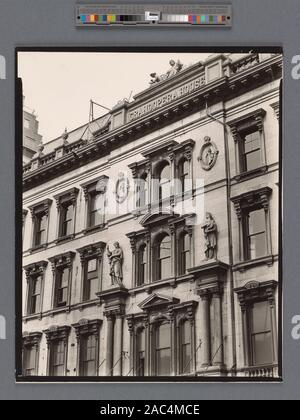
[169,311,176,376]
[239,297,250,367]
[104,312,115,376]
[211,286,224,367]
[267,287,278,363]
[191,260,229,374]
[97,286,129,377]
[127,316,134,376]
[199,289,211,368]
[232,201,244,261]
[114,315,124,376]
[169,223,176,277]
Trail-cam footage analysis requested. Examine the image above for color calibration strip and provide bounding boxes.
[78,13,229,25]
[75,4,232,27]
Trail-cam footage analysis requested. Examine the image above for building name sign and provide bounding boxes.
[128,74,206,122]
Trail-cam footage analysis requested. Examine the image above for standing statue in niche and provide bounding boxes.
[107,242,124,286]
[201,212,217,260]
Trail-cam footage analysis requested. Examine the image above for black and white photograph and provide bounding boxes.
[18,49,282,381]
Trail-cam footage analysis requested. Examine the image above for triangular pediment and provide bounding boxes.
[140,211,178,228]
[138,293,179,311]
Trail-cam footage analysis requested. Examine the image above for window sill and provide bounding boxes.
[29,244,47,254]
[233,254,274,272]
[233,165,268,182]
[82,224,107,235]
[73,299,100,311]
[55,234,75,244]
[48,306,71,316]
[23,313,42,323]
[129,273,194,295]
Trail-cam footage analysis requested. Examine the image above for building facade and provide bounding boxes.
[21,52,282,379]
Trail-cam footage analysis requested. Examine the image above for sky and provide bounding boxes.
[18,52,211,143]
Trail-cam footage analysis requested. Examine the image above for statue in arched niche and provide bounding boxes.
[201,212,217,260]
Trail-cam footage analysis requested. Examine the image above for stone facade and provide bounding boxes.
[21,52,282,379]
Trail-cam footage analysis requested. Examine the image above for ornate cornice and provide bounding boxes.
[53,187,79,208]
[22,331,42,347]
[81,175,109,201]
[44,325,71,346]
[28,199,52,218]
[234,280,278,310]
[49,251,75,271]
[24,260,48,280]
[231,186,272,214]
[227,108,266,134]
[72,318,102,341]
[77,241,106,265]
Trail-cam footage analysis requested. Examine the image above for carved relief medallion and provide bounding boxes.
[198,136,219,171]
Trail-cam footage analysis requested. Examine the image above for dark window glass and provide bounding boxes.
[247,209,267,259]
[23,346,37,376]
[159,164,171,202]
[137,244,147,286]
[29,275,42,314]
[179,159,190,194]
[50,340,65,376]
[83,258,98,301]
[35,213,47,246]
[180,321,191,374]
[80,334,97,376]
[136,328,145,376]
[156,234,171,280]
[61,204,73,236]
[243,130,261,171]
[89,192,105,227]
[179,233,190,275]
[155,323,171,376]
[249,301,273,366]
[55,268,69,307]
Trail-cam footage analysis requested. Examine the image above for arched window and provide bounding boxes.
[154,233,171,281]
[137,244,147,286]
[136,328,145,376]
[158,162,171,202]
[155,322,171,376]
[179,232,190,275]
[178,159,190,195]
[136,173,148,209]
[179,320,191,374]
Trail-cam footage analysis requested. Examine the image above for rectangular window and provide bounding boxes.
[80,334,97,376]
[34,213,47,246]
[55,268,69,308]
[23,346,37,376]
[50,340,65,376]
[89,193,104,227]
[136,329,145,376]
[61,203,73,237]
[239,129,262,173]
[180,321,191,374]
[83,258,98,301]
[249,301,273,366]
[245,209,267,260]
[28,275,42,314]
[155,323,171,376]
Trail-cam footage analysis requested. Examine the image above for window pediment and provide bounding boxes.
[140,211,176,228]
[138,293,179,311]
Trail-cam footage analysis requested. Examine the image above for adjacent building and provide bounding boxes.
[23,97,43,165]
[21,52,282,379]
